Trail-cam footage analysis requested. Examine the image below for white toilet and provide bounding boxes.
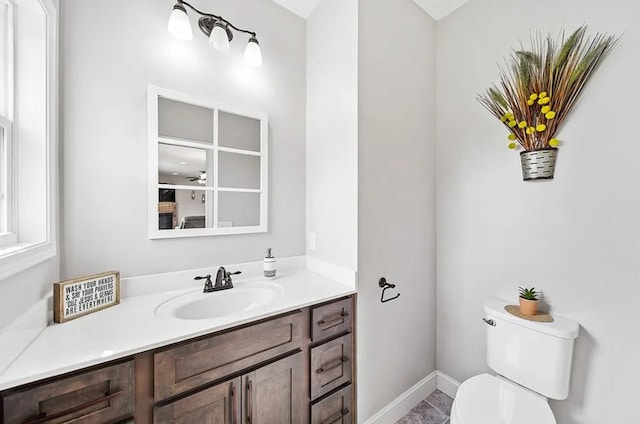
[450,299,579,424]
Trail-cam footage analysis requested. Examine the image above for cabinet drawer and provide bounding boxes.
[2,361,134,424]
[311,384,352,424]
[311,334,352,400]
[155,311,303,400]
[311,298,352,343]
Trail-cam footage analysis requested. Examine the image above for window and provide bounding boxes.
[0,0,57,279]
[0,0,15,247]
[0,118,15,246]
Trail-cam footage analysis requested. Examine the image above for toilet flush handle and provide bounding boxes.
[482,318,496,326]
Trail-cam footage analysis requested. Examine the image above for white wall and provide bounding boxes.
[306,0,358,271]
[358,0,437,421]
[436,0,640,422]
[0,260,57,329]
[60,0,306,278]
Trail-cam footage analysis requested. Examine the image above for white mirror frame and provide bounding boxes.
[147,85,268,239]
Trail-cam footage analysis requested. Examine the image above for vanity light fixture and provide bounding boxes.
[167,0,263,67]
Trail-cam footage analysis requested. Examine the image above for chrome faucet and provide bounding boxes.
[195,267,242,293]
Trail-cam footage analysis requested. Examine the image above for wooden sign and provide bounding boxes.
[53,271,121,323]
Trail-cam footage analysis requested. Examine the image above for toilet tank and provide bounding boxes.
[484,299,579,400]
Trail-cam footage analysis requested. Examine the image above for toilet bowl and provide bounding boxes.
[450,374,555,424]
[449,299,579,424]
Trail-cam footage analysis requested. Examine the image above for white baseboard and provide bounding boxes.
[436,371,461,398]
[362,371,438,424]
[361,370,461,424]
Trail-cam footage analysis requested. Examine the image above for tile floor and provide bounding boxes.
[395,389,453,424]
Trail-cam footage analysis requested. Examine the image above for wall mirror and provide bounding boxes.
[147,85,268,238]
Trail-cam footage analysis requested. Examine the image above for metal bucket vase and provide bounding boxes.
[520,148,558,180]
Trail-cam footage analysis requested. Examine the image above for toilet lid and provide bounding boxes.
[453,374,556,424]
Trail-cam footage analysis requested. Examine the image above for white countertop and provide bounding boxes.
[0,257,356,391]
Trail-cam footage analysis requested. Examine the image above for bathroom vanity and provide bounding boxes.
[0,266,356,424]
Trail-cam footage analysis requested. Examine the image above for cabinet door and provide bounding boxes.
[153,377,241,424]
[242,352,305,424]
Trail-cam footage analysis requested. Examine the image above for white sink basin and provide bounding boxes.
[155,282,284,320]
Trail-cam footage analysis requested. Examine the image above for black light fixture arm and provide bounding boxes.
[177,0,257,37]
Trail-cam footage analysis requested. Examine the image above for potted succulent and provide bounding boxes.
[477,26,618,180]
[518,287,540,316]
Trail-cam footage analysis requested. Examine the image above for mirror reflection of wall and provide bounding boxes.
[148,86,268,238]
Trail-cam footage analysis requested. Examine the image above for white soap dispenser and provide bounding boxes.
[263,248,276,279]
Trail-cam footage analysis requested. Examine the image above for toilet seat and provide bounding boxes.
[451,374,556,424]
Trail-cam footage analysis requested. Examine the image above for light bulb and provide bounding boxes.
[209,21,230,54]
[167,3,192,41]
[244,35,262,67]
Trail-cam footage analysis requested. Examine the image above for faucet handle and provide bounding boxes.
[195,275,214,292]
[224,270,241,286]
[195,274,212,281]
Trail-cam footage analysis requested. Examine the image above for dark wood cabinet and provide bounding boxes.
[1,295,356,424]
[153,377,240,424]
[310,297,355,423]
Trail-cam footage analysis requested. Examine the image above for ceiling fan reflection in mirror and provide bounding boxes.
[187,171,207,185]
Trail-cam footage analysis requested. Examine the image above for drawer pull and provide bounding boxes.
[316,356,349,374]
[246,380,253,424]
[318,312,349,327]
[322,408,350,424]
[231,384,238,424]
[23,391,122,424]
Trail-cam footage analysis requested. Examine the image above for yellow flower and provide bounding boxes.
[549,139,559,147]
[500,115,508,122]
[539,92,548,98]
[536,124,547,132]
[526,127,535,135]
[508,133,516,140]
[527,99,535,106]
[508,142,517,149]
[518,121,527,129]
[545,111,556,119]
[538,97,551,105]
[541,106,551,114]
[506,112,514,120]
[508,120,517,128]
[529,93,538,101]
